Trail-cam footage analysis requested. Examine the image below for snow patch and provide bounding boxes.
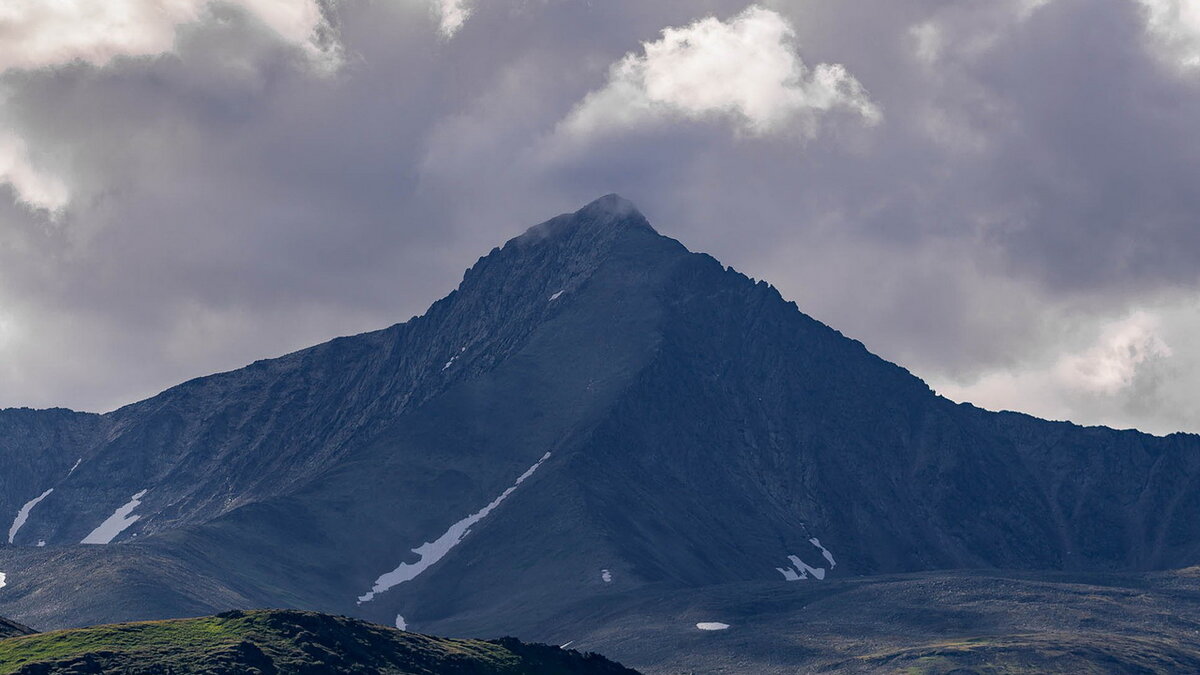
[601,569,612,583]
[8,488,53,544]
[395,615,407,630]
[36,540,45,547]
[357,452,551,603]
[809,537,836,568]
[441,347,469,371]
[68,458,82,475]
[0,572,6,589]
[549,290,565,301]
[560,640,575,649]
[790,554,826,580]
[777,538,836,581]
[776,566,802,581]
[81,489,148,545]
[696,622,730,631]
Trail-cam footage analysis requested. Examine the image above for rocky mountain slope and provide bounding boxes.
[533,567,1200,673]
[2,195,1200,672]
[0,609,638,674]
[0,618,31,641]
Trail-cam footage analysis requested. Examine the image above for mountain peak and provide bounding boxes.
[517,194,654,245]
[574,193,653,233]
[577,193,644,221]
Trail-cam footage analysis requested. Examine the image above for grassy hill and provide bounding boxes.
[0,609,639,674]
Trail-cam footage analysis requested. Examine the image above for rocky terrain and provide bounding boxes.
[0,619,31,642]
[521,568,1200,673]
[2,195,1200,672]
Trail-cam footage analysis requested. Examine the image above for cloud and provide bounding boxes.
[435,0,472,38]
[560,6,880,140]
[1,0,1200,440]
[1054,311,1172,395]
[0,0,335,72]
[1137,0,1200,67]
[0,307,15,348]
[0,0,339,209]
[934,311,1186,433]
[0,131,67,211]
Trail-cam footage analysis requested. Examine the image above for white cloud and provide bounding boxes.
[936,311,1176,431]
[0,1,197,72]
[0,0,333,73]
[561,5,880,140]
[435,0,472,38]
[1054,311,1171,395]
[0,132,68,211]
[1138,0,1200,68]
[236,0,331,50]
[0,0,335,210]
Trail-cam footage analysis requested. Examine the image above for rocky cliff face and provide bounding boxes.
[0,614,32,639]
[0,195,1198,657]
[0,409,105,536]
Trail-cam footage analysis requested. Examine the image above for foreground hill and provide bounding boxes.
[3,195,1200,672]
[0,610,638,675]
[8,586,1200,675]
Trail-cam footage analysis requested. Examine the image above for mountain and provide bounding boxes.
[0,609,639,674]
[2,195,1200,672]
[0,617,31,641]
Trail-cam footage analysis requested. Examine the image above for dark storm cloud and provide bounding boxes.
[0,0,1197,433]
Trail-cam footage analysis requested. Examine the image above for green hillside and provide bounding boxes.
[0,609,639,674]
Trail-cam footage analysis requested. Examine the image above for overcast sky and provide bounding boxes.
[1,0,1198,435]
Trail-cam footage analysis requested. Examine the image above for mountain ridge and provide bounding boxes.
[2,195,1200,673]
[0,195,672,546]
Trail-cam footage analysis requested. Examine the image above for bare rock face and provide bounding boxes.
[1,195,1200,672]
[0,614,33,639]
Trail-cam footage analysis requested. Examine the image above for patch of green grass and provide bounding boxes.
[0,615,250,673]
[0,610,638,674]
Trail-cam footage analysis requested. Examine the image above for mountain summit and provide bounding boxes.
[548,193,650,229]
[2,196,1200,671]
